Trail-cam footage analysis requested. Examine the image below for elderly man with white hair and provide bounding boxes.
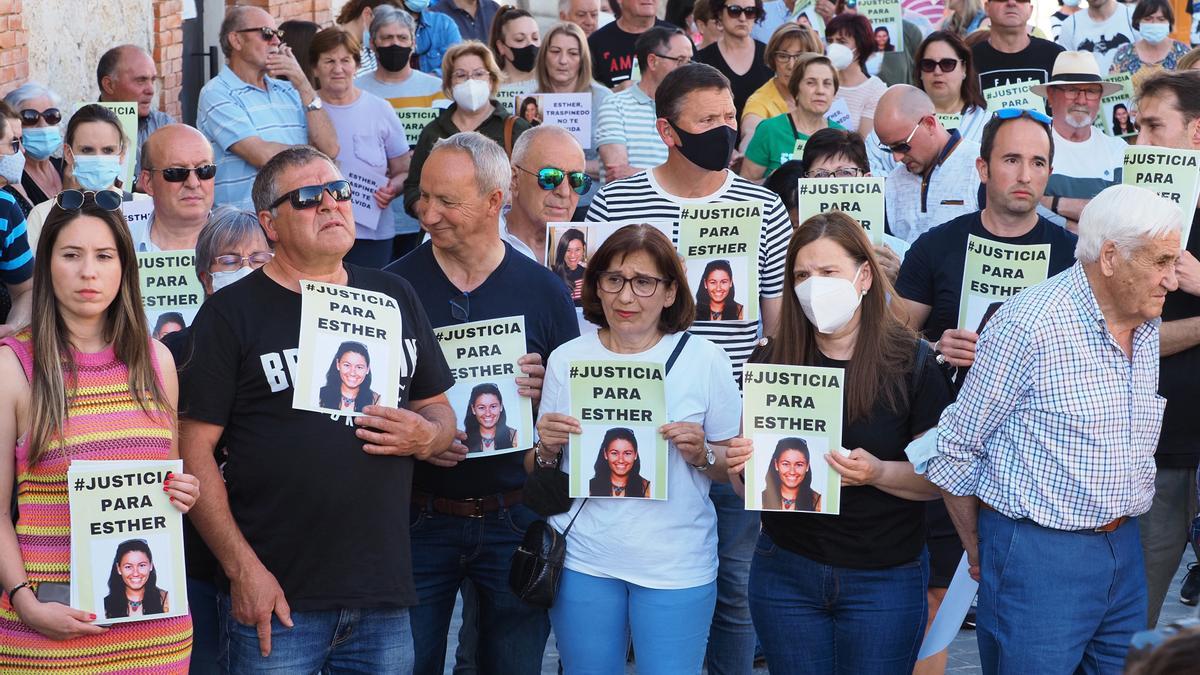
[505,125,589,263]
[926,183,1182,673]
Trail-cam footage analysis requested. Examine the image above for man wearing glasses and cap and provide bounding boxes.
[384,131,577,674]
[197,5,339,210]
[1031,50,1127,233]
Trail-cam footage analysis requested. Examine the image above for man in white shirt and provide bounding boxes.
[560,0,605,36]
[1057,0,1137,73]
[506,126,588,263]
[136,124,216,252]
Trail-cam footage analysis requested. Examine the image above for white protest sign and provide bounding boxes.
[341,158,388,234]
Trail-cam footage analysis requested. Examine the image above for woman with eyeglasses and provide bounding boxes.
[310,27,412,269]
[725,212,953,675]
[0,191,200,671]
[0,102,33,217]
[824,13,886,137]
[742,53,842,182]
[696,0,773,122]
[2,83,64,207]
[740,24,823,156]
[195,205,273,297]
[490,7,542,99]
[402,41,532,218]
[533,224,742,673]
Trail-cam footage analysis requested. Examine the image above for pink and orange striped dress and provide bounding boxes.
[0,331,192,673]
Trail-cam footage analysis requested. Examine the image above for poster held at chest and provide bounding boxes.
[435,316,534,457]
[856,0,904,52]
[514,93,594,149]
[743,364,844,514]
[957,234,1051,332]
[68,459,188,625]
[137,251,205,339]
[569,360,669,500]
[1122,146,1200,249]
[983,82,1047,115]
[796,177,886,245]
[293,281,404,416]
[679,201,762,323]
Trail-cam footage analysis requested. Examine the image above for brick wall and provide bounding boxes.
[227,0,332,24]
[154,0,184,119]
[0,0,28,98]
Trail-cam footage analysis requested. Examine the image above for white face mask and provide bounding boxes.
[1139,23,1171,44]
[0,150,25,184]
[826,42,855,71]
[793,264,866,334]
[452,79,491,112]
[210,266,254,292]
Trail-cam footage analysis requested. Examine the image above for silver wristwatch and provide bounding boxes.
[692,443,716,472]
[304,96,323,112]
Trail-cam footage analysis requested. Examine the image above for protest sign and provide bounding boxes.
[137,251,204,339]
[983,82,1047,115]
[825,98,853,130]
[294,281,404,416]
[569,360,668,500]
[435,316,533,457]
[68,459,188,625]
[1122,146,1200,248]
[395,108,440,146]
[1096,73,1136,138]
[936,113,961,131]
[544,221,674,304]
[498,80,537,105]
[957,234,1051,332]
[515,93,594,148]
[679,201,762,322]
[95,102,138,191]
[797,177,886,245]
[856,0,904,52]
[121,199,154,231]
[341,157,387,233]
[742,364,844,514]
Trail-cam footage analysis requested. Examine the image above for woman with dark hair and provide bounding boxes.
[588,427,651,497]
[874,27,893,52]
[152,312,186,340]
[552,227,587,304]
[761,437,822,511]
[694,259,744,321]
[725,211,953,673]
[520,96,542,125]
[280,20,321,87]
[490,6,541,96]
[0,193,199,669]
[103,540,169,619]
[825,13,886,136]
[318,341,381,412]
[695,0,773,121]
[1111,102,1138,135]
[1110,0,1189,79]
[463,383,518,453]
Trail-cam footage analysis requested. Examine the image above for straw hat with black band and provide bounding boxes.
[1029,51,1124,98]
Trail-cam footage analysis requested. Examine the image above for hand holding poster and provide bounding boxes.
[395,108,440,146]
[1122,146,1200,248]
[68,460,188,625]
[294,281,404,416]
[137,251,205,339]
[797,177,886,245]
[957,234,1051,332]
[679,201,762,322]
[341,157,388,232]
[983,82,1047,115]
[435,317,534,457]
[569,360,669,500]
[743,364,843,514]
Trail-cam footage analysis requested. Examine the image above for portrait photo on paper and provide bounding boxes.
[585,426,660,499]
[315,337,387,414]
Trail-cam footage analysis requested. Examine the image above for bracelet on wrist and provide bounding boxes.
[534,441,561,468]
[6,580,33,602]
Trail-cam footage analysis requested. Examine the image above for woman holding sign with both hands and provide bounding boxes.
[725,212,953,674]
[0,193,199,670]
[533,224,743,674]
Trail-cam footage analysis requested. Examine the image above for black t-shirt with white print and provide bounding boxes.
[179,265,453,611]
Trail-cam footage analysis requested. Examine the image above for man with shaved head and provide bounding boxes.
[875,84,983,243]
[97,44,176,178]
[136,124,216,251]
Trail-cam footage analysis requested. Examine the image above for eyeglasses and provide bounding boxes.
[804,167,864,178]
[724,4,760,18]
[597,272,666,297]
[20,108,62,126]
[451,68,491,82]
[517,165,593,195]
[1056,85,1103,101]
[652,52,691,65]
[450,291,470,322]
[268,180,353,210]
[773,51,808,63]
[236,26,285,41]
[145,164,218,182]
[918,58,960,73]
[992,107,1052,126]
[55,189,122,212]
[213,252,274,271]
[878,118,924,155]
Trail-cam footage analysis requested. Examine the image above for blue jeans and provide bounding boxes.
[188,577,222,675]
[749,531,929,674]
[218,593,414,674]
[977,508,1146,674]
[408,502,549,675]
[550,568,717,675]
[705,481,760,675]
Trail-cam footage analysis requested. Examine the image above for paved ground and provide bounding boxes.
[441,550,1199,674]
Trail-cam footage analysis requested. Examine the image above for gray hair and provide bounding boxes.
[370,5,416,44]
[219,6,257,58]
[511,124,580,168]
[251,145,340,214]
[429,131,511,204]
[1075,184,1183,263]
[3,81,62,109]
[195,205,270,286]
[559,0,599,14]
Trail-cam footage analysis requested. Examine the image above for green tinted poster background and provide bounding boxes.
[957,234,1051,331]
[797,177,886,245]
[679,201,763,322]
[1122,146,1200,248]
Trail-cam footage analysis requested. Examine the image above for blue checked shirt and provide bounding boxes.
[197,67,308,209]
[926,262,1165,531]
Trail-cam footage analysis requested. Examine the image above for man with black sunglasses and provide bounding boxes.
[506,126,589,263]
[197,5,339,210]
[134,125,215,253]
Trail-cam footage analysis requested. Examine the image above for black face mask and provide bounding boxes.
[509,44,539,73]
[669,122,736,172]
[377,44,413,72]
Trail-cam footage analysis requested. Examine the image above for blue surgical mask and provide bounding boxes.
[22,127,62,161]
[405,0,430,12]
[0,150,25,184]
[1139,23,1171,44]
[72,154,123,191]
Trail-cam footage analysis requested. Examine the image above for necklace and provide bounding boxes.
[709,310,722,321]
[611,483,626,496]
[340,394,356,408]
[482,436,495,449]
[129,599,142,610]
[782,497,796,510]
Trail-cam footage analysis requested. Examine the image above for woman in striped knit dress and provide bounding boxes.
[0,192,199,672]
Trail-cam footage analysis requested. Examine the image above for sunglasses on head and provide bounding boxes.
[724,4,760,18]
[517,166,593,195]
[55,189,122,212]
[919,58,960,73]
[268,180,353,210]
[20,108,62,126]
[992,107,1052,126]
[237,26,285,41]
[146,164,218,182]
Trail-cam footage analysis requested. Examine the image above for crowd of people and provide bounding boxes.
[1,0,1200,673]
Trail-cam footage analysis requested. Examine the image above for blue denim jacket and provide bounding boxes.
[414,10,461,75]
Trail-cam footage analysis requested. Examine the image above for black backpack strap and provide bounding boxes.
[911,339,931,394]
[665,331,691,375]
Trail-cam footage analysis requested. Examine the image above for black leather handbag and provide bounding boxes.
[508,501,587,608]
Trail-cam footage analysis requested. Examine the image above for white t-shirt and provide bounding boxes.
[544,331,742,589]
[752,0,823,43]
[835,76,887,133]
[1057,3,1137,73]
[1041,127,1126,226]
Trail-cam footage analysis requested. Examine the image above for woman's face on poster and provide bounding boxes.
[118,551,152,591]
[705,268,732,304]
[605,438,637,477]
[1115,106,1129,123]
[338,351,369,389]
[776,449,809,488]
[565,238,585,269]
[472,393,503,430]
